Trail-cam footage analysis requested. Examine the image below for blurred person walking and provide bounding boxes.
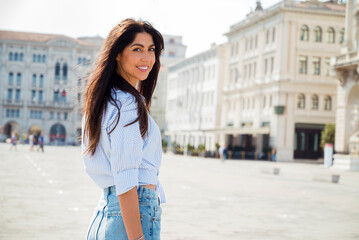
[9,133,17,151]
[29,134,34,151]
[82,19,165,240]
[37,133,44,152]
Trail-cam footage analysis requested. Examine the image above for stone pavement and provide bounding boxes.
[0,143,359,240]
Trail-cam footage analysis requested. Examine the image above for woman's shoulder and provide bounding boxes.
[110,89,138,111]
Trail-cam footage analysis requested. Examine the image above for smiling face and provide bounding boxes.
[116,32,156,88]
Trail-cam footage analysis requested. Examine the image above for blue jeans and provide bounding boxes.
[86,186,162,240]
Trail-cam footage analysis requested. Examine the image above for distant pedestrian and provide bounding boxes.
[29,134,34,151]
[9,133,17,151]
[271,147,277,162]
[37,134,44,152]
[219,145,227,162]
[82,19,165,240]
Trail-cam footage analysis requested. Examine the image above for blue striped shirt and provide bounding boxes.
[81,89,166,203]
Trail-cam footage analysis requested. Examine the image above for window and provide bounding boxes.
[31,90,36,102]
[300,25,309,41]
[19,53,24,61]
[311,95,319,110]
[255,35,258,48]
[16,73,21,85]
[314,26,322,42]
[8,72,14,85]
[313,57,321,75]
[54,90,60,101]
[245,39,248,51]
[63,63,68,80]
[6,109,10,117]
[299,56,308,74]
[15,89,20,101]
[55,62,60,80]
[266,30,270,44]
[339,28,345,44]
[263,96,266,108]
[250,37,253,49]
[57,112,61,120]
[78,57,82,65]
[39,74,44,87]
[9,52,13,61]
[297,94,305,109]
[324,96,332,110]
[327,27,335,43]
[272,27,276,42]
[39,111,42,119]
[39,90,43,102]
[325,58,331,76]
[42,55,46,63]
[50,111,54,120]
[64,112,68,120]
[7,89,13,100]
[14,52,18,61]
[16,109,20,118]
[253,63,257,78]
[32,74,37,86]
[270,57,274,73]
[77,93,81,103]
[6,109,19,118]
[82,57,86,65]
[37,54,41,62]
[33,54,36,62]
[264,59,268,75]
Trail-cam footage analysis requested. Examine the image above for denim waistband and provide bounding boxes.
[103,185,160,205]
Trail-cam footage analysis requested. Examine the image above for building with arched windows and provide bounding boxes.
[333,0,359,170]
[220,0,345,162]
[165,0,346,162]
[0,30,101,145]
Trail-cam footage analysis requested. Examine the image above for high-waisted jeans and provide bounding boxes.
[86,186,162,240]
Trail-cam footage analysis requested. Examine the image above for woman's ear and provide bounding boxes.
[116,53,121,62]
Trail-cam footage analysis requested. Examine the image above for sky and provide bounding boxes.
[0,0,282,57]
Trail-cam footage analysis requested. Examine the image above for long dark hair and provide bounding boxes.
[83,19,164,156]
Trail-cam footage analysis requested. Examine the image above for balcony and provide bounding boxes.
[2,99,24,107]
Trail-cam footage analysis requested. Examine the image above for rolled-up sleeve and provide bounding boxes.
[107,103,143,196]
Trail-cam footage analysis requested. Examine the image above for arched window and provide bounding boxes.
[42,55,46,63]
[314,26,322,42]
[33,54,36,62]
[82,57,86,65]
[266,29,270,44]
[9,52,13,61]
[327,27,335,43]
[300,25,309,41]
[63,63,68,80]
[16,73,21,85]
[311,95,319,110]
[19,53,24,61]
[78,57,82,65]
[32,74,36,86]
[297,94,305,109]
[39,74,44,87]
[324,96,332,110]
[8,72,14,85]
[14,52,18,61]
[339,28,345,44]
[37,54,41,62]
[55,62,60,80]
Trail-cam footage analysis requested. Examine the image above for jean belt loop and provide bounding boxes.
[138,186,143,199]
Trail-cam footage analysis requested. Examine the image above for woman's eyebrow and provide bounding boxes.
[130,43,155,48]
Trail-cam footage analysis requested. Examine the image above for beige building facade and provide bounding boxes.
[0,30,100,144]
[222,0,345,162]
[166,44,227,152]
[333,0,359,170]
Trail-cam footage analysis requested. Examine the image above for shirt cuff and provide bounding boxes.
[113,168,139,196]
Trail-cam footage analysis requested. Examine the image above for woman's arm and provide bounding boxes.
[118,187,144,240]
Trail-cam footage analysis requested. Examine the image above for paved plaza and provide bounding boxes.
[0,143,359,240]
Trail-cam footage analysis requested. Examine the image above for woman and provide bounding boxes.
[82,19,165,240]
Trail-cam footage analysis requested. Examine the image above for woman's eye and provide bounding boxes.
[149,48,155,52]
[133,48,141,52]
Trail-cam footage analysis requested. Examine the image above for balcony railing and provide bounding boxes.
[2,99,24,106]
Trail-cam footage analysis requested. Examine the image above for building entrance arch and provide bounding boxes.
[50,123,66,145]
[4,121,20,138]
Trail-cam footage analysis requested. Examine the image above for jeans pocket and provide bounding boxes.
[152,206,162,240]
[140,205,162,240]
[105,211,128,240]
